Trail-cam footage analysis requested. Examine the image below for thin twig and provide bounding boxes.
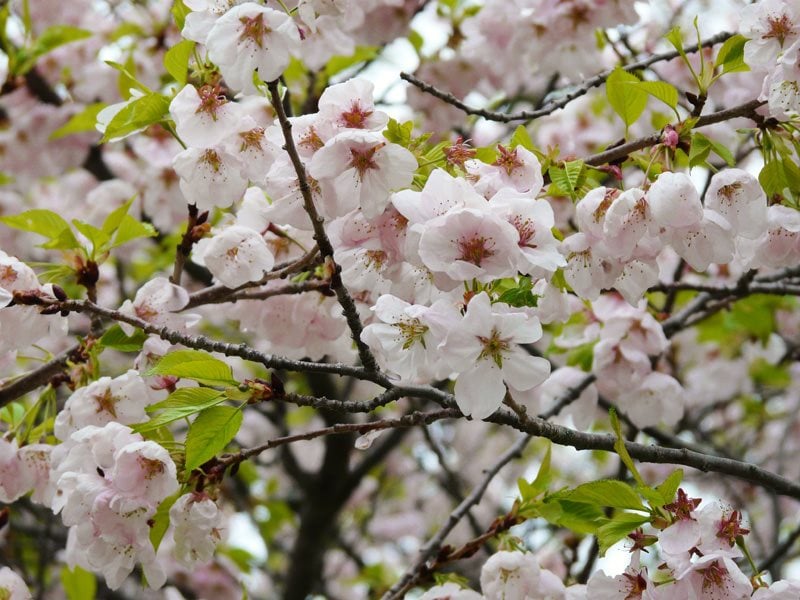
[383,434,532,599]
[401,32,733,123]
[266,80,378,372]
[218,409,459,467]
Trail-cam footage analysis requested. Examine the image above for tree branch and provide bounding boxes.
[266,79,378,372]
[400,31,733,123]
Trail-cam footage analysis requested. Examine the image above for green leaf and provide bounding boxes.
[633,80,679,112]
[538,499,607,535]
[655,469,684,506]
[510,125,535,152]
[164,39,195,85]
[184,405,243,472]
[324,46,378,77]
[518,443,551,502]
[147,387,228,412]
[147,350,239,387]
[610,409,646,487]
[150,492,180,551]
[383,118,414,147]
[50,103,106,140]
[715,34,749,74]
[105,58,152,99]
[606,68,647,130]
[497,276,538,308]
[549,160,585,200]
[98,324,148,352]
[0,209,79,248]
[61,566,96,600]
[171,0,192,30]
[665,27,688,59]
[407,29,424,54]
[101,197,135,235]
[111,215,157,248]
[566,480,647,511]
[760,159,790,199]
[0,402,25,427]
[101,93,170,143]
[72,220,111,257]
[597,512,650,555]
[750,358,791,388]
[135,388,226,433]
[16,25,92,75]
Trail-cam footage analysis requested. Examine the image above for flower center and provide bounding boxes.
[137,455,166,480]
[195,84,228,121]
[349,144,382,177]
[457,235,495,266]
[396,318,429,350]
[239,13,271,48]
[340,101,373,129]
[477,327,510,367]
[94,389,118,417]
[493,144,523,176]
[764,14,795,46]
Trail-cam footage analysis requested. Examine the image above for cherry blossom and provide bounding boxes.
[172,144,248,211]
[194,224,275,288]
[169,83,247,148]
[206,3,301,94]
[0,567,32,600]
[439,292,550,419]
[169,492,224,568]
[308,130,417,219]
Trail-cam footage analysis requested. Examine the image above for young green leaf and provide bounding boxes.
[596,512,651,555]
[50,103,106,140]
[164,39,195,85]
[606,68,648,130]
[98,325,148,352]
[136,388,226,433]
[714,34,749,74]
[0,209,80,249]
[633,80,679,114]
[149,492,181,551]
[61,566,96,600]
[101,93,170,143]
[610,409,646,487]
[146,350,239,387]
[184,405,243,472]
[565,479,647,511]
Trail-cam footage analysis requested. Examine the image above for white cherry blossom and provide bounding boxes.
[440,293,550,419]
[309,130,417,219]
[206,3,301,94]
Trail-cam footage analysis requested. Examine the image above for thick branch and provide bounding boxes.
[0,345,80,409]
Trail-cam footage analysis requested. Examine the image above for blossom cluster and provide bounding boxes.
[3,0,800,596]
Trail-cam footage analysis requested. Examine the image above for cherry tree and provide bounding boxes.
[2,0,800,598]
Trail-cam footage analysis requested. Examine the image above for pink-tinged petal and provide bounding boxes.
[647,172,703,229]
[502,352,550,391]
[454,362,506,419]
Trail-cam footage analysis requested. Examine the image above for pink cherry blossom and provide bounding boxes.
[169,83,246,148]
[417,208,520,283]
[170,492,224,568]
[705,169,768,240]
[195,224,275,288]
[0,567,32,600]
[309,130,417,219]
[206,3,301,94]
[440,293,550,419]
[172,145,248,211]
